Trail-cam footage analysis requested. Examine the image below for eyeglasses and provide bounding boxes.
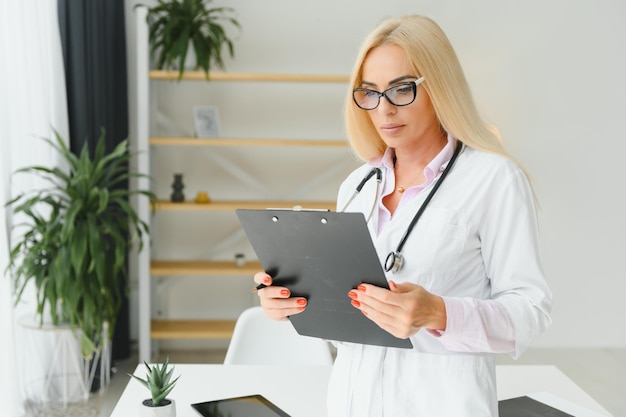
[352,77,425,110]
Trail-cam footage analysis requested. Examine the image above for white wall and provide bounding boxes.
[125,0,626,349]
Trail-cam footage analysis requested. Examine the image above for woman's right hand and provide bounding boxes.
[254,272,307,321]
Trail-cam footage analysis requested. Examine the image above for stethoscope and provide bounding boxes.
[339,140,464,274]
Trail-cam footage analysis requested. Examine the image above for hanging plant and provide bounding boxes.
[140,0,240,80]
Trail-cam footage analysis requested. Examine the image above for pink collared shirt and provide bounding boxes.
[376,137,455,235]
[375,136,515,352]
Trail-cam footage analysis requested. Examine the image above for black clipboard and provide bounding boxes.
[236,208,413,349]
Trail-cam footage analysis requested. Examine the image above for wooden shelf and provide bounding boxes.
[154,200,336,211]
[149,70,349,83]
[149,137,349,147]
[151,260,263,276]
[151,319,236,339]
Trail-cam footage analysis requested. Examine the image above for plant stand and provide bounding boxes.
[16,317,111,417]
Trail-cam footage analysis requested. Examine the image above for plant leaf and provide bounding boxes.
[5,129,156,358]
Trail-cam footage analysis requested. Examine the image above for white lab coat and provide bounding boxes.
[327,145,552,417]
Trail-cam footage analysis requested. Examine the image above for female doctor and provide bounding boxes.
[253,15,552,417]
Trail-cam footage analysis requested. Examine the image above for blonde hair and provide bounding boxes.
[345,15,509,163]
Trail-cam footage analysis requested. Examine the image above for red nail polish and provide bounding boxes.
[280,289,290,296]
[348,291,357,299]
[264,276,271,284]
[351,300,361,308]
[296,298,307,306]
[357,285,366,292]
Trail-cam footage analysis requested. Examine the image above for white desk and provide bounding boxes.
[496,366,612,417]
[111,364,612,417]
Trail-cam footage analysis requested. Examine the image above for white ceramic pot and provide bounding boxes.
[140,398,176,417]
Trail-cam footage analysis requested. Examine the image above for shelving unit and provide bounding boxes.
[150,260,264,276]
[148,70,348,83]
[135,8,353,362]
[150,137,349,147]
[151,319,236,340]
[155,200,335,211]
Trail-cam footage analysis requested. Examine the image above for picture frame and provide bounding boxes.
[193,105,221,138]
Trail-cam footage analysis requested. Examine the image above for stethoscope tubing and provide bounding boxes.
[393,140,463,255]
[342,140,464,274]
[385,140,463,273]
[338,167,382,222]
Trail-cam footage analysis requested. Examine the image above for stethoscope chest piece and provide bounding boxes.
[384,251,403,274]
[342,141,463,275]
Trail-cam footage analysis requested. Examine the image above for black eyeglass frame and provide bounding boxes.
[352,77,425,110]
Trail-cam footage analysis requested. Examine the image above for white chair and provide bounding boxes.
[223,306,334,366]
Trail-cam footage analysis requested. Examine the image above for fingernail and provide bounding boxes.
[389,280,397,290]
[347,291,358,299]
[351,300,361,308]
[298,307,305,311]
[296,298,307,306]
[357,285,366,292]
[263,276,271,284]
[280,289,290,296]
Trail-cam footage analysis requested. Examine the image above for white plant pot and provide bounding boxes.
[141,398,176,417]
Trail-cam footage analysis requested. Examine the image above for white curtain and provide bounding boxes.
[0,1,69,415]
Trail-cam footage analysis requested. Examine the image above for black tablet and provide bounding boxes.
[498,396,574,416]
[191,394,291,417]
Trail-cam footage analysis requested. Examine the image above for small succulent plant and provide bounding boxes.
[130,357,181,406]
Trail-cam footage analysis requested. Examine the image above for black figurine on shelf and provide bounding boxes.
[171,173,185,202]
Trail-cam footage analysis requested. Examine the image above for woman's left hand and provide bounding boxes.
[348,281,447,339]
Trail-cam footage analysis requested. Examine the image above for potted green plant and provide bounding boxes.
[6,129,155,359]
[129,357,180,417]
[139,0,240,80]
